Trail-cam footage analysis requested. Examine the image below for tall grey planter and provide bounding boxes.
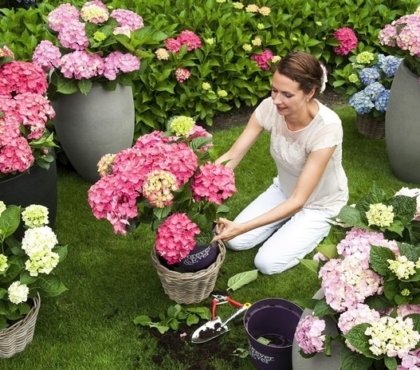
[385,62,420,184]
[53,84,135,183]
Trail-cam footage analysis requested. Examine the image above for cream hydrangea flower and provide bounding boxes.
[0,254,8,273]
[356,51,375,64]
[242,44,252,52]
[201,82,211,91]
[21,226,58,257]
[388,256,416,280]
[258,6,271,16]
[25,249,60,277]
[257,23,265,30]
[232,2,244,9]
[217,90,228,98]
[113,26,131,37]
[349,73,359,83]
[93,31,107,42]
[252,36,262,46]
[204,38,215,45]
[271,55,281,63]
[245,4,259,12]
[80,3,109,23]
[365,316,420,358]
[8,281,29,305]
[155,48,170,60]
[0,201,6,216]
[143,170,178,208]
[169,116,195,136]
[97,153,116,177]
[216,0,226,3]
[366,203,394,227]
[22,205,49,228]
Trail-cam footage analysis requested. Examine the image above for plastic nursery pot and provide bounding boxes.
[178,242,219,272]
[243,298,303,370]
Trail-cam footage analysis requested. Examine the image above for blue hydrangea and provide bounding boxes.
[378,54,402,78]
[364,82,386,101]
[359,67,380,85]
[374,89,390,112]
[349,91,374,114]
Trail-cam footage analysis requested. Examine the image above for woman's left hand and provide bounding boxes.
[212,218,245,242]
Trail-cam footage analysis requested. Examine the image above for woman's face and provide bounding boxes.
[271,71,312,117]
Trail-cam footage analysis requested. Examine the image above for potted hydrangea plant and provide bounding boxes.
[293,184,420,370]
[88,116,236,303]
[0,201,67,358]
[31,0,148,182]
[0,45,58,223]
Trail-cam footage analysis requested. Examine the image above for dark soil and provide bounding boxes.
[136,321,246,370]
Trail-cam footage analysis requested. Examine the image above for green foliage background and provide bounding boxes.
[0,0,418,133]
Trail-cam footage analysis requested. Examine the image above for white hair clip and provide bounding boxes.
[320,63,328,93]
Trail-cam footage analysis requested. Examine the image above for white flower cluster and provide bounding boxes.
[0,201,6,216]
[0,254,8,273]
[8,281,29,305]
[388,256,418,280]
[366,203,394,227]
[365,316,420,358]
[22,204,49,228]
[21,226,59,277]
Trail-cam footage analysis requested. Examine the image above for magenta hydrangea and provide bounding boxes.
[0,136,34,174]
[155,213,200,265]
[0,61,48,96]
[59,51,104,80]
[251,49,274,70]
[47,3,80,33]
[87,175,139,235]
[32,40,62,72]
[175,68,191,83]
[110,9,144,31]
[333,27,358,55]
[58,21,89,50]
[295,314,326,354]
[165,30,201,53]
[103,52,140,80]
[192,163,236,205]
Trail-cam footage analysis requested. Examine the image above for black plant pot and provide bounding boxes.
[5,0,38,8]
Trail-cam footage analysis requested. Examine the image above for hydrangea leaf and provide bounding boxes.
[336,206,365,228]
[38,276,68,297]
[0,206,21,239]
[340,346,373,370]
[317,243,338,259]
[313,299,335,316]
[384,356,397,370]
[227,269,258,292]
[407,314,420,332]
[345,323,379,359]
[370,245,395,276]
[398,242,420,262]
[300,259,319,275]
[133,315,152,326]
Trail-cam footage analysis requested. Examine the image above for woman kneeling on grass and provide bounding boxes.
[213,51,348,275]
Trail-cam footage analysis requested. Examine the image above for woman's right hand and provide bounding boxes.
[212,218,245,242]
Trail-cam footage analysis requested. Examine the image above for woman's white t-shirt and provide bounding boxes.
[255,97,348,213]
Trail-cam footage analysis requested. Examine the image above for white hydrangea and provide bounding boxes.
[25,249,60,277]
[0,201,6,216]
[366,203,394,227]
[21,226,58,257]
[8,281,29,305]
[22,205,49,228]
[365,316,420,358]
[388,256,417,280]
[0,254,8,273]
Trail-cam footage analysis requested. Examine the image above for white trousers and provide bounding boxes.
[227,178,336,275]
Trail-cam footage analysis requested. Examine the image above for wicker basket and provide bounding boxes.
[0,293,41,358]
[356,114,385,139]
[151,241,226,304]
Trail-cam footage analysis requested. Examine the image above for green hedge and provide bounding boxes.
[0,0,417,133]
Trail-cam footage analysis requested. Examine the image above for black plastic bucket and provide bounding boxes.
[244,298,303,370]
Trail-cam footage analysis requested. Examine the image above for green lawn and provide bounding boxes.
[0,105,416,369]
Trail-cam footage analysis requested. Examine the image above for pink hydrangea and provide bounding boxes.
[397,304,420,318]
[58,21,89,50]
[80,0,109,24]
[155,213,200,265]
[110,9,144,31]
[0,114,20,146]
[337,227,399,268]
[59,51,104,80]
[399,349,420,370]
[165,38,182,53]
[112,147,148,190]
[88,175,139,235]
[333,27,358,55]
[103,52,140,80]
[134,131,170,151]
[0,136,34,174]
[13,93,55,140]
[175,68,191,84]
[32,40,62,72]
[47,3,80,33]
[251,49,274,70]
[177,30,202,51]
[0,61,48,96]
[319,255,383,312]
[192,163,236,205]
[337,303,380,335]
[187,125,213,152]
[295,314,326,354]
